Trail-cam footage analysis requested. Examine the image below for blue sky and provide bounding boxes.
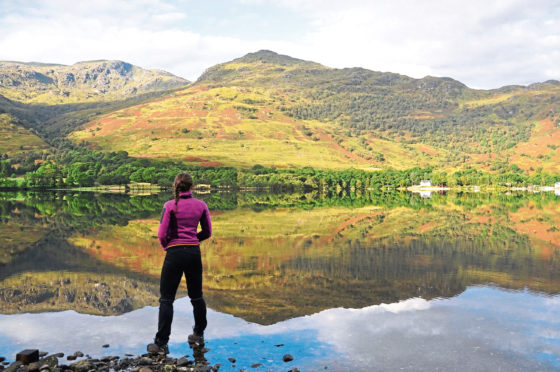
[0,0,559,88]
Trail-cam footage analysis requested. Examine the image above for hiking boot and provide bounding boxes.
[188,332,204,346]
[147,342,169,354]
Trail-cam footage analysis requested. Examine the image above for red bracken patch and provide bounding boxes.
[201,161,223,166]
[183,156,209,162]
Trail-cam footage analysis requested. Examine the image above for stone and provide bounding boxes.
[4,361,23,372]
[139,357,153,366]
[102,345,110,348]
[0,358,4,363]
[52,353,64,358]
[69,359,93,372]
[16,350,39,364]
[38,353,47,358]
[139,368,152,372]
[73,353,83,359]
[288,368,300,372]
[176,358,189,367]
[250,364,262,369]
[27,363,39,372]
[164,365,176,372]
[65,356,76,362]
[227,358,236,364]
[38,356,58,369]
[282,354,294,363]
[273,344,284,347]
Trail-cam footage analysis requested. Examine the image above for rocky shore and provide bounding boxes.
[0,347,300,372]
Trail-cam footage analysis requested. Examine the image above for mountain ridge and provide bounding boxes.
[1,50,559,172]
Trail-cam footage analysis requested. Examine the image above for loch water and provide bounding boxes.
[0,190,559,371]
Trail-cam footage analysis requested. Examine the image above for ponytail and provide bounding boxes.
[173,173,193,212]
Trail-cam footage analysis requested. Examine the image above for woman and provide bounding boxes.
[148,173,212,354]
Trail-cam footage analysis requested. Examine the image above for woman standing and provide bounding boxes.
[148,173,212,354]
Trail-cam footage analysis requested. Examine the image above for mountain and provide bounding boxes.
[0,60,190,140]
[0,60,188,104]
[68,50,560,172]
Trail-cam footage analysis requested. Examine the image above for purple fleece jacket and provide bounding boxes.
[157,191,212,249]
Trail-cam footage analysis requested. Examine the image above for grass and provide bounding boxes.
[0,113,49,154]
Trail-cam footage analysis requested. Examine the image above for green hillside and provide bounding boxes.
[0,51,559,173]
[68,50,560,172]
[0,113,49,154]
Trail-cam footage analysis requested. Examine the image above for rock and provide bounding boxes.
[282,354,294,362]
[139,368,152,372]
[27,362,39,372]
[16,350,39,364]
[4,361,22,372]
[193,366,211,372]
[227,358,236,363]
[288,368,300,372]
[0,358,4,363]
[38,353,47,358]
[37,356,58,369]
[164,364,176,372]
[69,359,93,372]
[273,344,284,347]
[73,353,83,358]
[139,357,153,366]
[250,364,262,368]
[102,344,110,348]
[52,353,64,358]
[176,358,189,367]
[65,356,76,361]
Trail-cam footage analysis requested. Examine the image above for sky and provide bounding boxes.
[0,0,559,89]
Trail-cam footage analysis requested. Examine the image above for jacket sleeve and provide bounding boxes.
[157,205,171,248]
[196,204,212,242]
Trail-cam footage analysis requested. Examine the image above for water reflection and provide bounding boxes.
[1,191,560,324]
[0,286,558,371]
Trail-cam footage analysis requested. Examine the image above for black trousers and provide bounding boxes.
[155,245,207,345]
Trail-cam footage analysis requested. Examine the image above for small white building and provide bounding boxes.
[555,182,560,189]
[419,180,432,187]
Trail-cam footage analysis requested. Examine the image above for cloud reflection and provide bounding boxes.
[0,286,558,371]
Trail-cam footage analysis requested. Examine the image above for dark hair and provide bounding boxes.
[174,173,193,212]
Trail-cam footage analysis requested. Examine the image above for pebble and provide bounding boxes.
[139,357,153,365]
[66,356,77,361]
[74,352,84,358]
[283,354,294,363]
[273,344,284,347]
[227,358,236,364]
[250,363,262,368]
[102,344,110,348]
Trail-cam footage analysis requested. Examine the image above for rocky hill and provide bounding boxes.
[68,50,560,172]
[0,60,188,104]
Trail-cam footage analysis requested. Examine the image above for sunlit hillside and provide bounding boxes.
[0,113,49,154]
[0,60,188,104]
[69,50,560,172]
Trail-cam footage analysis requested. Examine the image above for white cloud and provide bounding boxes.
[0,0,558,87]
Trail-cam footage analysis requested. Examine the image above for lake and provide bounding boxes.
[0,190,559,371]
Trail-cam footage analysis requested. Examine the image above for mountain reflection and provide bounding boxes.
[0,190,559,324]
